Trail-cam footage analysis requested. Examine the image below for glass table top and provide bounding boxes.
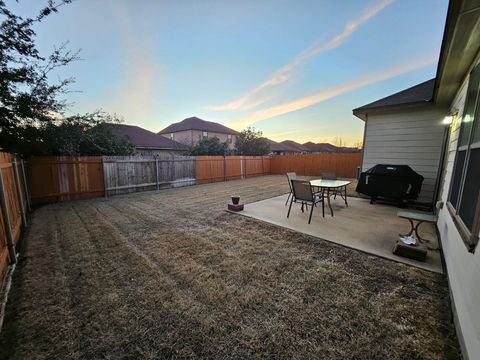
[310,179,351,188]
[397,211,438,222]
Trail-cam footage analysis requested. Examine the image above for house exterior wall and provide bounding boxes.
[191,130,237,150]
[362,107,446,205]
[437,67,480,359]
[162,130,195,147]
[162,130,237,150]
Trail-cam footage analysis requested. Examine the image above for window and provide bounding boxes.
[170,133,175,140]
[227,134,232,144]
[202,131,208,139]
[448,63,480,252]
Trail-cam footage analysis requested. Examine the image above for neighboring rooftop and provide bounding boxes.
[159,117,239,135]
[267,139,292,153]
[267,139,360,153]
[107,124,187,150]
[303,142,339,153]
[353,78,435,118]
[280,140,309,153]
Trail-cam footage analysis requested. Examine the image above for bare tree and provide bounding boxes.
[332,136,346,148]
[353,141,363,149]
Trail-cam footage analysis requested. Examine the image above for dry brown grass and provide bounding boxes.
[0,175,460,359]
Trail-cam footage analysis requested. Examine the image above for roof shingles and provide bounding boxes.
[107,124,187,150]
[353,78,436,115]
[158,117,239,135]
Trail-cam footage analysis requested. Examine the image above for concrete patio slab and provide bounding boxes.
[238,194,443,273]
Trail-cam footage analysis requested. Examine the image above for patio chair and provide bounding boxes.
[287,180,325,224]
[321,172,342,199]
[285,172,297,206]
[321,172,337,180]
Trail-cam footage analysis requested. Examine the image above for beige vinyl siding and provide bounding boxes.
[362,107,446,204]
[160,130,195,146]
[437,68,480,359]
[191,130,237,150]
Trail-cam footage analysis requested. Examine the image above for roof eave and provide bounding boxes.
[434,0,480,105]
[352,100,435,120]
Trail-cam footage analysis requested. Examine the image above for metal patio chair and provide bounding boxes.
[321,172,343,200]
[285,172,297,206]
[287,179,325,224]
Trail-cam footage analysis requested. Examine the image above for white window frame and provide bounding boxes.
[447,65,480,252]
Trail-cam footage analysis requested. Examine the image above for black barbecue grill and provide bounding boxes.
[356,164,424,205]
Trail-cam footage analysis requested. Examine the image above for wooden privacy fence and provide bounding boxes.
[0,153,29,287]
[270,153,362,178]
[28,156,104,205]
[103,155,196,196]
[196,156,271,184]
[26,153,361,205]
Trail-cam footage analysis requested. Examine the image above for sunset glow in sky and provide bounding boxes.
[12,0,448,145]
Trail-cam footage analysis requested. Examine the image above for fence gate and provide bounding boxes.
[102,155,196,196]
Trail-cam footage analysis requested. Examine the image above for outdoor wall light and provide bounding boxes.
[442,110,458,125]
[442,115,454,125]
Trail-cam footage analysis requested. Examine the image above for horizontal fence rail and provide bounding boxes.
[103,155,196,196]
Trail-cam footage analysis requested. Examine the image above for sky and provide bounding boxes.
[10,0,448,146]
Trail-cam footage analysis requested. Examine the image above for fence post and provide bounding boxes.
[0,168,17,264]
[12,159,27,228]
[20,159,31,211]
[155,158,159,190]
[224,156,227,182]
[240,157,244,180]
[102,157,108,198]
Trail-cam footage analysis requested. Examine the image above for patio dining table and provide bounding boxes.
[310,179,351,217]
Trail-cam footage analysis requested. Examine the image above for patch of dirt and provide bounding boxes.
[0,175,460,359]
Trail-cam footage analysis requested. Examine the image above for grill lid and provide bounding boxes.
[364,164,423,178]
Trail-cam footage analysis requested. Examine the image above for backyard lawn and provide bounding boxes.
[0,175,460,359]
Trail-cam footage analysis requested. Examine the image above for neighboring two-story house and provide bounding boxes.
[158,117,239,150]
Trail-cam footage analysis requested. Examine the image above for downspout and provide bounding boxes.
[358,113,368,178]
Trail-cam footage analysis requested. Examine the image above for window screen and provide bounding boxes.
[448,63,480,246]
[459,148,480,230]
[449,150,466,210]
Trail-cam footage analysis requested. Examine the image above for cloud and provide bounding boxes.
[105,3,160,122]
[207,0,395,111]
[114,54,159,121]
[231,55,438,129]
